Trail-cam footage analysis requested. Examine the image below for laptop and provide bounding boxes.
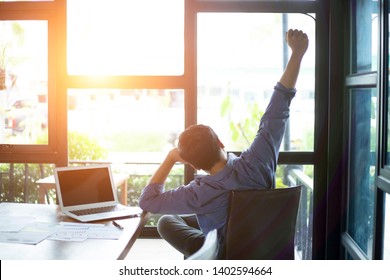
[54,164,142,222]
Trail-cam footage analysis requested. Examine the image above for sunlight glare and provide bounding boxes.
[67,0,184,76]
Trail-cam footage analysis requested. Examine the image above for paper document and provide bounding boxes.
[0,218,123,244]
[48,222,123,242]
[0,216,36,232]
[0,222,58,245]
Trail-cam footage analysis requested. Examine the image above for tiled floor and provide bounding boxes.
[124,238,184,260]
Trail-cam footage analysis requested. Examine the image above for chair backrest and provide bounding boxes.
[224,186,302,260]
[187,229,218,260]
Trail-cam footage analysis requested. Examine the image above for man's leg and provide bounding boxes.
[157,214,204,257]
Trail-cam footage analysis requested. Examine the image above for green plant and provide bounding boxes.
[68,131,108,160]
[36,131,108,161]
[0,163,54,203]
[220,95,264,150]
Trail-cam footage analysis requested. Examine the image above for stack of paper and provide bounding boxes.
[0,217,123,245]
[48,222,123,242]
[0,216,56,245]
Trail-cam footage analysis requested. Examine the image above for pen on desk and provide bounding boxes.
[112,221,124,230]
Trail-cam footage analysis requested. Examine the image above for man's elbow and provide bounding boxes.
[138,184,163,212]
[138,197,149,211]
[138,196,158,213]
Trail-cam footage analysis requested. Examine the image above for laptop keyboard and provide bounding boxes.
[70,205,126,216]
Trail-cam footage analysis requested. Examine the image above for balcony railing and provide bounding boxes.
[286,168,313,260]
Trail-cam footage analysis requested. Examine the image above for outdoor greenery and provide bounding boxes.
[68,131,108,160]
[221,95,263,150]
[0,131,108,203]
[0,163,51,203]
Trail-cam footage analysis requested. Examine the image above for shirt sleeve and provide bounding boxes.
[235,82,296,188]
[138,181,203,214]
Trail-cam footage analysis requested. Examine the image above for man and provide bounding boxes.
[139,29,309,258]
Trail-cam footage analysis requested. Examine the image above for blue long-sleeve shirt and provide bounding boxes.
[139,82,296,236]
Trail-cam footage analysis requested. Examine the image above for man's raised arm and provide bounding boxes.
[279,29,309,89]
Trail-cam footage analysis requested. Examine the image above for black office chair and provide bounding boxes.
[223,186,302,260]
[187,229,219,260]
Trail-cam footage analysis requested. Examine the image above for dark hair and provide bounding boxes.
[178,124,221,170]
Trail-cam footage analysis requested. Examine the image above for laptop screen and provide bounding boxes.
[57,166,115,207]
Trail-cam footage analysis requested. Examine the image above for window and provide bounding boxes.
[65,0,186,207]
[67,0,184,76]
[0,21,48,145]
[67,88,185,207]
[347,88,377,258]
[342,0,380,260]
[197,11,315,259]
[279,164,313,260]
[351,0,378,73]
[341,0,390,260]
[197,12,315,152]
[67,89,184,156]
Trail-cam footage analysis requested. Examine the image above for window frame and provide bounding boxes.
[0,1,59,162]
[341,0,389,260]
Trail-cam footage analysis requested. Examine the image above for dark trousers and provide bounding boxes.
[157,214,205,258]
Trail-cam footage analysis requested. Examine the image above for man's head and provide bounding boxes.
[177,124,224,171]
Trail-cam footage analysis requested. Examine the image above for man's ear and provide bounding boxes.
[189,163,200,171]
[218,139,225,149]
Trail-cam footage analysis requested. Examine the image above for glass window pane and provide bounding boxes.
[0,21,48,145]
[68,88,184,156]
[67,89,184,205]
[347,88,377,258]
[197,13,315,152]
[351,0,379,73]
[67,0,184,75]
[384,193,390,260]
[278,164,313,260]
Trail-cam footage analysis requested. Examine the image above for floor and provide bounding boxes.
[124,238,184,260]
